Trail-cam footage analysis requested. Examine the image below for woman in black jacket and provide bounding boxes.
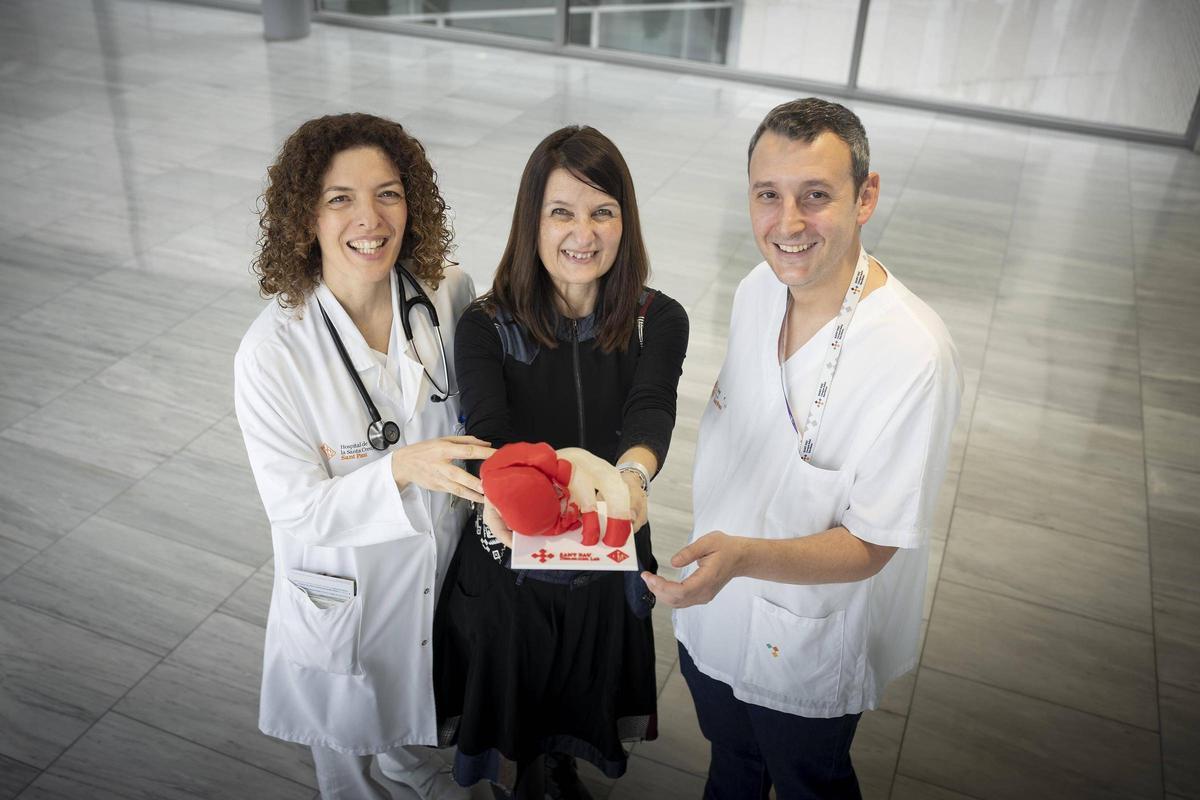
[433,125,689,799]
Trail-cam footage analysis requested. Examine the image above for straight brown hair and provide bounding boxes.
[487,125,650,353]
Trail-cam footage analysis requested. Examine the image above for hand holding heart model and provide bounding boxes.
[480,442,634,547]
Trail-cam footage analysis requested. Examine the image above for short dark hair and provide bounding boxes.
[747,97,871,192]
[488,125,650,353]
[254,113,453,308]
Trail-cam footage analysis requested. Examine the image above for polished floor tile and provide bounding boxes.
[0,325,115,408]
[899,669,1163,799]
[1160,681,1200,798]
[966,393,1144,482]
[182,412,254,469]
[114,612,316,787]
[0,537,37,581]
[606,754,707,800]
[999,248,1135,305]
[942,507,1152,631]
[1142,373,1200,418]
[167,301,262,356]
[0,600,158,769]
[90,331,234,420]
[0,755,39,800]
[978,342,1144,425]
[651,604,683,695]
[956,447,1148,550]
[922,581,1158,729]
[97,450,272,567]
[1144,405,1200,473]
[2,381,218,481]
[1150,517,1200,606]
[0,438,133,552]
[1138,301,1200,380]
[219,562,274,629]
[2,0,1198,796]
[985,310,1141,378]
[851,709,906,800]
[1153,593,1200,694]
[19,713,312,800]
[0,262,82,319]
[877,623,926,717]
[0,516,252,656]
[989,289,1139,357]
[1147,463,1200,620]
[890,775,980,800]
[632,663,707,778]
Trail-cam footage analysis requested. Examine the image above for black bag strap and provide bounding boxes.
[494,290,657,360]
[636,289,656,351]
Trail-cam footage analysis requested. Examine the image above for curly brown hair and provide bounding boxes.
[253,113,454,307]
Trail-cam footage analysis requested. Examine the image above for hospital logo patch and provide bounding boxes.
[319,443,335,460]
[710,380,727,410]
[766,643,780,658]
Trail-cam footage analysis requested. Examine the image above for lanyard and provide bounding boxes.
[780,247,871,462]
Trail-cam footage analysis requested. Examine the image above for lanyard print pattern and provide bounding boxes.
[782,247,871,463]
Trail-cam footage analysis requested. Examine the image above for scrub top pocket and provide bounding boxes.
[741,595,845,707]
[762,456,852,541]
[279,578,364,676]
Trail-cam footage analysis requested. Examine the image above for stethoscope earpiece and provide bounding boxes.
[397,266,456,405]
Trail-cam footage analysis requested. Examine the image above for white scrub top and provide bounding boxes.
[234,266,475,753]
[675,260,961,718]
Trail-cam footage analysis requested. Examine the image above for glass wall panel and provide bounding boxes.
[564,0,860,82]
[724,0,861,85]
[277,0,1200,141]
[322,0,557,42]
[857,0,1200,134]
[567,0,733,65]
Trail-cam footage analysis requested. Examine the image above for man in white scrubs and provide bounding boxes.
[643,98,962,798]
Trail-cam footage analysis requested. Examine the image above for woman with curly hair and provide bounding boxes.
[234,113,491,800]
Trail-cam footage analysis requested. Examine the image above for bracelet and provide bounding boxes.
[475,508,509,554]
[617,461,650,494]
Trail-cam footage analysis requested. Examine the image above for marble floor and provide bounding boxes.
[1,1,1198,798]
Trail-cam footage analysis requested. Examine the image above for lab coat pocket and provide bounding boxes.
[280,579,364,676]
[742,595,844,706]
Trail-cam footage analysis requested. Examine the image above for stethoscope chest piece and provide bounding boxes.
[368,419,401,451]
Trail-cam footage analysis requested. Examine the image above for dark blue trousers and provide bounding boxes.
[678,642,862,800]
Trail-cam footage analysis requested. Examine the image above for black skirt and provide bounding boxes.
[434,515,658,788]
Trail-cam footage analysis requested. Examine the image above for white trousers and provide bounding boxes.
[311,745,392,800]
[311,744,440,800]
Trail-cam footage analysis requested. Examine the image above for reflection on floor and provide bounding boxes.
[1,1,1198,798]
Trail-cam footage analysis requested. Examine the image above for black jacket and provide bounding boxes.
[454,289,689,600]
[455,290,689,469]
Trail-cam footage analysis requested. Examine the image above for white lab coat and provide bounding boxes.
[675,260,961,718]
[234,266,475,754]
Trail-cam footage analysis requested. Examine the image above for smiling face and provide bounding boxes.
[314,146,407,295]
[537,167,623,310]
[748,130,879,296]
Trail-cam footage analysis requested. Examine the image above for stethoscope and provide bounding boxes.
[317,264,456,451]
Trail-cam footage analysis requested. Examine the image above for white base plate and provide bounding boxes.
[510,503,637,571]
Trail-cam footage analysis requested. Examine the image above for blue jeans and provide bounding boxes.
[678,642,862,800]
